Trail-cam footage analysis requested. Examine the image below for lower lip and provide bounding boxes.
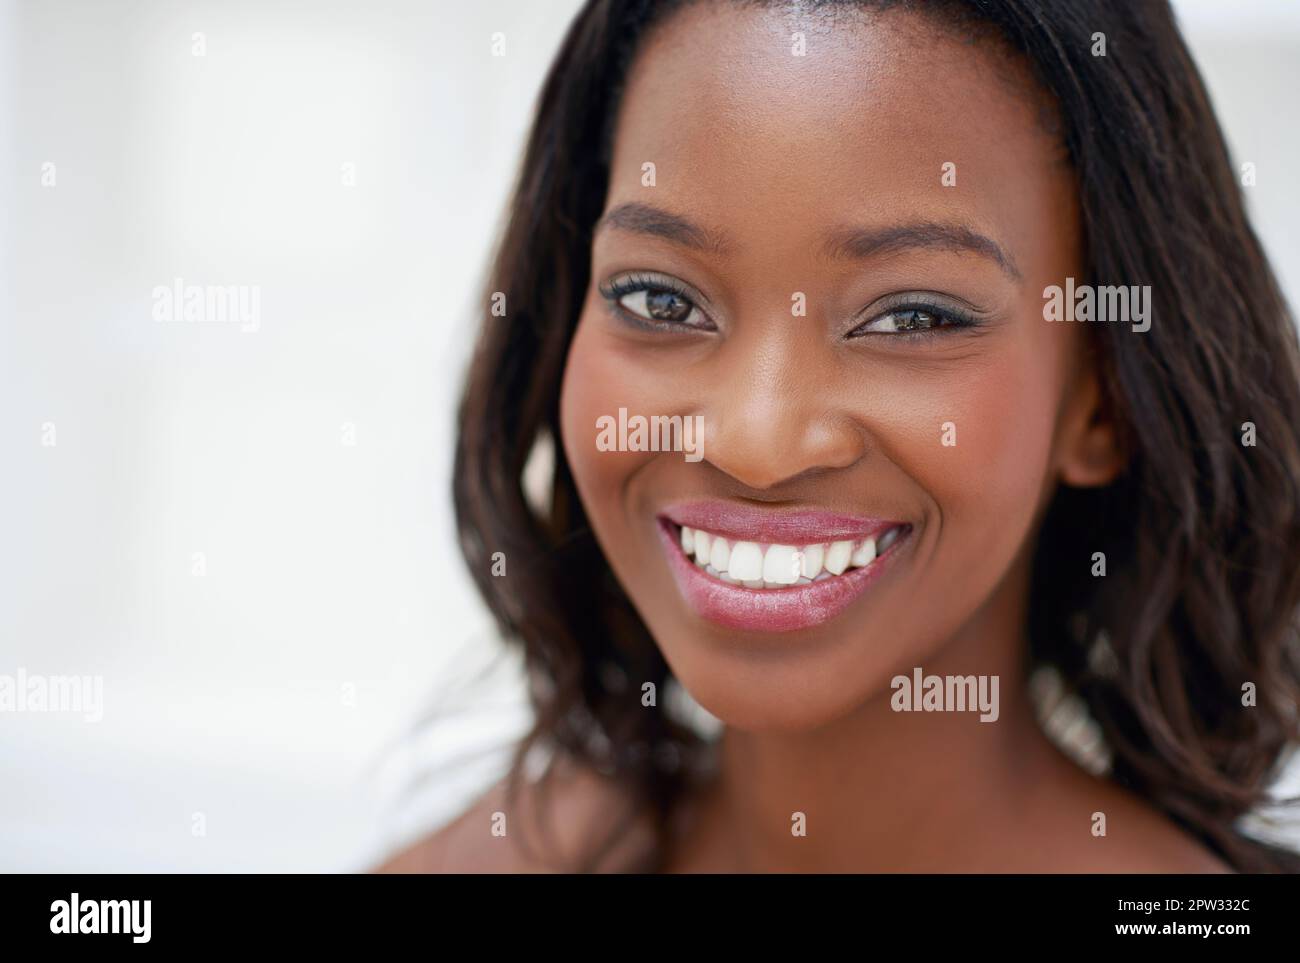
[655,519,906,633]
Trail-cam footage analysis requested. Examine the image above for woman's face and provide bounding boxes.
[559,4,1114,732]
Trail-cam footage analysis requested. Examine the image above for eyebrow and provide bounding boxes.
[595,202,734,255]
[821,221,1023,282]
[595,202,1022,282]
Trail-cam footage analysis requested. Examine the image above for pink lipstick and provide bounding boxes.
[656,500,911,633]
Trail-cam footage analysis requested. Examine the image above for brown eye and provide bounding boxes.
[866,308,940,333]
[597,272,717,331]
[895,308,938,330]
[622,288,695,324]
[637,289,691,323]
[850,300,977,337]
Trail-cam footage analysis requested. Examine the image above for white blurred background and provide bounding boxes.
[1,0,1298,872]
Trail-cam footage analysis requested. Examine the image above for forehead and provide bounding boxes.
[602,2,1077,276]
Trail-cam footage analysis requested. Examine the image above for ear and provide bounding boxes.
[1057,357,1126,488]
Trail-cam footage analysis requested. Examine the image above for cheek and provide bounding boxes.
[558,313,667,528]
[885,327,1068,587]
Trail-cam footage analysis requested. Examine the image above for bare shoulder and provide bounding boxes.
[369,779,515,873]
[1021,751,1233,873]
[371,753,656,873]
[1081,784,1233,873]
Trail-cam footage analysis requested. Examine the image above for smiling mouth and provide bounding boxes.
[655,510,913,633]
[668,521,908,588]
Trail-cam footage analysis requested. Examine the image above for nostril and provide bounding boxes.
[698,409,867,492]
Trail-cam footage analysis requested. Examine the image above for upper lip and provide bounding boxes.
[659,500,904,544]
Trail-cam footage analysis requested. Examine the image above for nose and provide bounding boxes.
[698,349,866,491]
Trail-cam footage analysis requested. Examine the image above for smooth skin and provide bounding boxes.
[379,3,1228,873]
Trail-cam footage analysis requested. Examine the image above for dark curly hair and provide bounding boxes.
[451,0,1300,872]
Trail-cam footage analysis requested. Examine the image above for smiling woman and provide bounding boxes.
[378,0,1300,874]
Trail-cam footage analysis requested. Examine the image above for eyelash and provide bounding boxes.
[845,298,982,341]
[598,272,714,331]
[597,274,982,340]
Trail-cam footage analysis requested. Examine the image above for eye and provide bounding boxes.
[598,272,714,331]
[623,288,695,324]
[848,300,980,338]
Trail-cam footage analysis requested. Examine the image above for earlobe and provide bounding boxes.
[1058,369,1127,488]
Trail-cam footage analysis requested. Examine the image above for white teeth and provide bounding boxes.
[850,537,876,568]
[677,524,905,589]
[728,541,763,581]
[800,544,824,579]
[825,540,853,576]
[762,544,800,585]
[694,530,710,566]
[709,536,731,573]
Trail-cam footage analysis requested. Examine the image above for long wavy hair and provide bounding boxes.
[451,0,1300,872]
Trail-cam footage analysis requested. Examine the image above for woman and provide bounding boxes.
[380,0,1300,872]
